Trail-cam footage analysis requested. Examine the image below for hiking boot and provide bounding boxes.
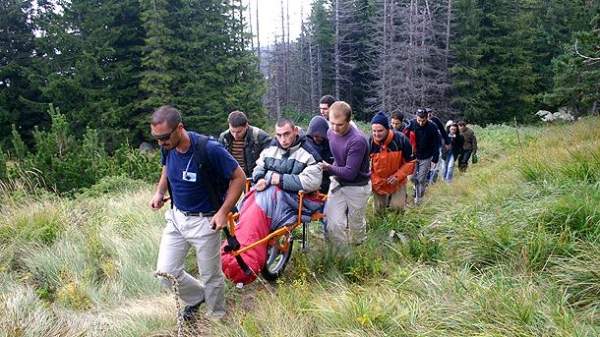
[182,299,204,322]
[205,310,226,322]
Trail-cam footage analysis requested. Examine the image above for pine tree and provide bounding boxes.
[138,0,176,126]
[545,6,600,115]
[529,0,592,109]
[347,0,377,121]
[335,0,377,120]
[451,0,538,124]
[0,0,42,147]
[38,0,145,143]
[310,0,335,98]
[168,0,265,135]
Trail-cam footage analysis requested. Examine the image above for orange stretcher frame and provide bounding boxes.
[225,190,327,258]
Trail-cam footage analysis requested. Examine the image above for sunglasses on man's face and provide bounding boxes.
[152,127,177,141]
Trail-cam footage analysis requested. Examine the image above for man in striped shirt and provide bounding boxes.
[219,111,272,178]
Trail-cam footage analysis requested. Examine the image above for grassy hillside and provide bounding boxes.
[1,118,599,336]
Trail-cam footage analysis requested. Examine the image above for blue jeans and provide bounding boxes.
[443,153,455,181]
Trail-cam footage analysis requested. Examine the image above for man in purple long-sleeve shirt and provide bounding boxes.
[321,101,371,245]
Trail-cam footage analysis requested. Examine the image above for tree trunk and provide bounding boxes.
[445,0,452,72]
[248,0,254,51]
[317,44,323,98]
[420,4,427,106]
[286,0,290,106]
[334,0,340,98]
[239,0,244,48]
[280,0,288,105]
[382,0,388,112]
[444,0,453,111]
[256,0,261,69]
[309,36,316,112]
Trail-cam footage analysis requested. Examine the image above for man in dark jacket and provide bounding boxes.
[403,109,441,204]
[219,111,272,177]
[426,108,450,146]
[391,111,409,132]
[426,108,450,183]
[458,121,478,172]
[319,95,337,120]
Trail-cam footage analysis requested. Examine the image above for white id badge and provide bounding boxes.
[182,171,197,182]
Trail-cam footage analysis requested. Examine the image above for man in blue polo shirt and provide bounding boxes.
[149,105,245,321]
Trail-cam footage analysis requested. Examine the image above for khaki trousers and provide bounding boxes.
[156,208,225,318]
[324,179,371,245]
[373,184,407,213]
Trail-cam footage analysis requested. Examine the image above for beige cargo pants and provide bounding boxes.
[156,208,225,318]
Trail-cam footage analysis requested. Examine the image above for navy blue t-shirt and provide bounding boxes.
[161,132,239,213]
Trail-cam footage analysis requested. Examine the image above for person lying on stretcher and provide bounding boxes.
[220,117,324,284]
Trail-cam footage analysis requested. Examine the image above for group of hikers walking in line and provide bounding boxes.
[148,96,478,321]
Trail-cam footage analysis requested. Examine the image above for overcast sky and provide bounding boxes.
[245,0,313,47]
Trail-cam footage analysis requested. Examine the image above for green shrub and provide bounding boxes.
[78,176,147,199]
[406,234,442,263]
[10,124,28,160]
[342,242,386,282]
[0,207,65,246]
[9,104,160,195]
[108,144,160,182]
[84,230,118,283]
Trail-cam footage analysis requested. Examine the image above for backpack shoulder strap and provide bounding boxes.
[160,147,168,163]
[193,133,210,168]
[388,133,398,150]
[192,133,222,213]
[161,147,174,209]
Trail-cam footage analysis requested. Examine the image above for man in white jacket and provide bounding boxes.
[252,117,323,194]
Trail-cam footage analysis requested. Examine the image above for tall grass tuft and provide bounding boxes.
[0,286,89,336]
[542,184,600,240]
[551,244,600,310]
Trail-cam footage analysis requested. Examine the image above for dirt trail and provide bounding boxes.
[86,281,273,337]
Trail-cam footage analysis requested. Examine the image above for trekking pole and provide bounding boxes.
[298,191,309,251]
[154,271,184,337]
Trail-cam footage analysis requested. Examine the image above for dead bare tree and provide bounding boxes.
[373,0,450,117]
[305,3,317,112]
[280,0,289,106]
[256,0,261,68]
[334,0,341,98]
[445,0,452,72]
[248,0,254,51]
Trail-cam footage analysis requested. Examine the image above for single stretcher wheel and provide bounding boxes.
[261,233,294,281]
